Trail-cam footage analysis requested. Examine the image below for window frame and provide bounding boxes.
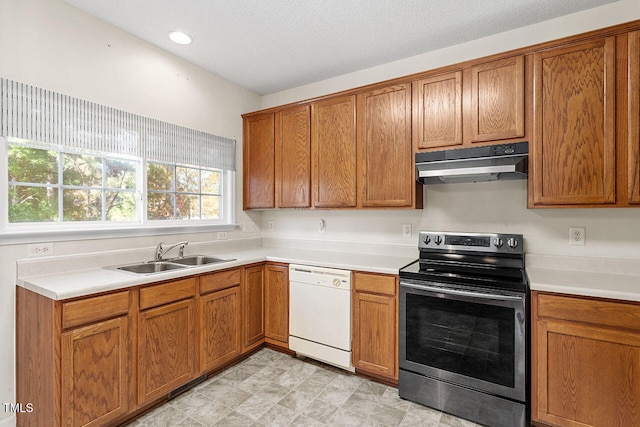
[0,137,236,244]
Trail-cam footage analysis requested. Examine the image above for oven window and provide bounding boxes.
[405,294,515,387]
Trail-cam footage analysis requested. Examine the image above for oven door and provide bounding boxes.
[399,279,527,402]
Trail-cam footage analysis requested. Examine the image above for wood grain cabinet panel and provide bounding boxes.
[531,37,616,206]
[413,72,463,149]
[352,272,398,382]
[311,95,357,208]
[243,265,265,349]
[61,316,130,427]
[533,291,640,426]
[276,105,311,208]
[200,285,241,372]
[265,263,289,344]
[138,298,195,404]
[243,112,275,209]
[469,56,525,142]
[357,83,415,208]
[629,30,640,204]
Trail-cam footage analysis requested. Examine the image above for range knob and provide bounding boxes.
[423,235,431,244]
[507,237,519,249]
[494,238,504,248]
[434,235,443,245]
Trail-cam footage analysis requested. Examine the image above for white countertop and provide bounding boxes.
[526,254,640,302]
[17,245,416,300]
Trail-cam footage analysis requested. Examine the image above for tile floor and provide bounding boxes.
[127,348,481,426]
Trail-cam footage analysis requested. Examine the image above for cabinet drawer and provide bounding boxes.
[353,272,396,295]
[62,290,129,329]
[536,292,640,331]
[139,277,196,310]
[200,269,241,295]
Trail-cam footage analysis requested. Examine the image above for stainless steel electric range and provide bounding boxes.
[398,231,529,427]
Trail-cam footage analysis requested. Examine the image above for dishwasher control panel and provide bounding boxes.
[289,264,351,289]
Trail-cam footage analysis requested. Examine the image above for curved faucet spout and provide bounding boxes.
[155,241,188,261]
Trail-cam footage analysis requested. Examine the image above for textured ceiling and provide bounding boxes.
[63,0,617,95]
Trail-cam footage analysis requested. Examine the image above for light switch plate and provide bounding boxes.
[402,224,412,238]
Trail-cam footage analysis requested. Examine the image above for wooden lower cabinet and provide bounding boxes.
[532,291,640,427]
[265,263,289,346]
[199,273,242,372]
[243,264,266,350]
[61,316,131,426]
[352,272,398,383]
[138,298,196,404]
[16,287,133,427]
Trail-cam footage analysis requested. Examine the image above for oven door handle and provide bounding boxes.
[400,281,524,302]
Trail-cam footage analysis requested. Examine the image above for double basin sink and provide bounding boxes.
[109,255,236,275]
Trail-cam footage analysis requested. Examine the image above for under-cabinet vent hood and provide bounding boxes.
[416,142,528,185]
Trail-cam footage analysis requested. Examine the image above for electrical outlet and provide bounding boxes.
[267,220,275,232]
[28,243,54,257]
[402,224,412,238]
[569,226,586,246]
[217,231,228,240]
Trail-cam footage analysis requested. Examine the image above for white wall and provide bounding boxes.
[0,0,261,425]
[260,0,640,260]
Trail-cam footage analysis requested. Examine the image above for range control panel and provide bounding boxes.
[418,231,523,254]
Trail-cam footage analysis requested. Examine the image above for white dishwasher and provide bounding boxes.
[289,264,354,371]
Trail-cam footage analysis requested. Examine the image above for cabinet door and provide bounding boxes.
[138,299,195,404]
[243,113,275,209]
[61,316,130,427]
[265,264,289,343]
[200,286,241,372]
[629,30,640,204]
[243,265,265,349]
[275,105,311,208]
[311,95,357,208]
[535,320,640,426]
[531,37,616,206]
[352,291,397,379]
[357,83,413,207]
[413,71,463,149]
[469,56,525,142]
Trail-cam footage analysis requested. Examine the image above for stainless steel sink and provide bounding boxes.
[107,255,235,275]
[115,261,187,274]
[169,255,236,266]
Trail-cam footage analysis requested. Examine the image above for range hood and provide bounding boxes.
[416,142,528,185]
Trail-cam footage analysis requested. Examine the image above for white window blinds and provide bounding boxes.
[0,78,236,170]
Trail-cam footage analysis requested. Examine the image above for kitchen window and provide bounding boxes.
[0,78,236,241]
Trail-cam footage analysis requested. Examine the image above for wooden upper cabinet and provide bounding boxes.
[357,83,414,207]
[530,37,616,206]
[275,105,311,208]
[629,30,640,204]
[413,71,463,149]
[311,95,357,208]
[469,56,525,142]
[243,113,275,209]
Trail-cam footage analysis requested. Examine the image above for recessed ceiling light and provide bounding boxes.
[169,31,192,45]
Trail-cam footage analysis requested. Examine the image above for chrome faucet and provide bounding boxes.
[155,241,188,261]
